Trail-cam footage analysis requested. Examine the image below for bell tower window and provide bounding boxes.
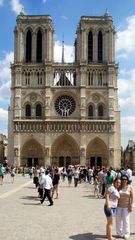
[88,31,93,63]
[36,30,42,63]
[36,104,42,118]
[26,30,32,62]
[88,105,94,118]
[98,31,103,63]
[25,104,31,118]
[98,104,104,117]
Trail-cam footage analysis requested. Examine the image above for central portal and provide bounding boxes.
[90,156,102,168]
[51,134,80,168]
[59,156,71,168]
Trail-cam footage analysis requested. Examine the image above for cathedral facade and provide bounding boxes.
[8,11,121,168]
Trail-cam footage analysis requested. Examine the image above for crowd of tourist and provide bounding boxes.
[0,163,16,184]
[0,162,134,239]
[31,164,134,239]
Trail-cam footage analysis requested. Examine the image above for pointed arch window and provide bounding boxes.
[98,72,102,85]
[36,30,42,63]
[36,104,42,118]
[88,31,93,62]
[98,31,103,63]
[26,30,32,62]
[98,104,104,117]
[88,105,94,118]
[25,104,31,118]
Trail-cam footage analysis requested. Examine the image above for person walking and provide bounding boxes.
[10,166,16,183]
[116,175,134,239]
[40,170,53,206]
[52,168,60,199]
[125,165,132,185]
[94,176,100,198]
[0,164,5,185]
[67,167,73,187]
[104,178,121,240]
[88,167,93,184]
[73,167,80,187]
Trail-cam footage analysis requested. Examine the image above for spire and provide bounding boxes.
[104,8,110,17]
[20,7,24,15]
[62,37,64,64]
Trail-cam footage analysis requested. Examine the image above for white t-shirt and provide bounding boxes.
[126,168,132,181]
[108,185,120,208]
[40,174,53,190]
[88,169,93,176]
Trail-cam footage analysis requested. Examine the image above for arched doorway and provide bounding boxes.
[21,139,44,167]
[51,134,79,167]
[86,138,108,168]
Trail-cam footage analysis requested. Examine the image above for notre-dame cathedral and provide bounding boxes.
[8,10,121,168]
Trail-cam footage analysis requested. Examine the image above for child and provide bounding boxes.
[94,176,99,198]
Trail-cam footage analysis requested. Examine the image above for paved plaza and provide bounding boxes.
[0,174,135,240]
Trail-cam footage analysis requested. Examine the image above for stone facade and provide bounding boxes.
[123,140,135,173]
[0,134,8,163]
[8,11,121,168]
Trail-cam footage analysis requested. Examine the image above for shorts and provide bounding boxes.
[0,174,4,179]
[53,184,59,193]
[104,205,116,217]
[11,173,15,177]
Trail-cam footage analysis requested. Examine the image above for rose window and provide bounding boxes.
[55,95,76,116]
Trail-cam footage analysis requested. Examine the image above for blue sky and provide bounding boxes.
[0,0,135,148]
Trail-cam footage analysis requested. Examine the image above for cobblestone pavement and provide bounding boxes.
[0,174,135,240]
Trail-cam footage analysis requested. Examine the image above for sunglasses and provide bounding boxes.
[121,179,128,181]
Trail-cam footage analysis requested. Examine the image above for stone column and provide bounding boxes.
[76,29,81,62]
[80,147,86,166]
[112,30,115,62]
[109,29,114,63]
[45,147,51,166]
[109,148,114,167]
[14,27,18,63]
[93,31,97,62]
[80,29,86,63]
[14,133,21,166]
[32,32,36,62]
[103,33,105,62]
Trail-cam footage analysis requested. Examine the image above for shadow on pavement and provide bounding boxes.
[59,185,74,188]
[24,186,36,189]
[69,233,106,240]
[20,195,39,201]
[81,195,99,199]
[23,202,41,206]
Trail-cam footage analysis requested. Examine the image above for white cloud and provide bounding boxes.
[118,67,135,147]
[121,116,135,147]
[118,68,135,99]
[0,52,13,135]
[0,81,11,104]
[54,40,74,63]
[0,108,8,135]
[0,108,8,121]
[0,51,13,84]
[0,0,4,6]
[116,15,135,58]
[10,0,24,15]
[61,16,68,21]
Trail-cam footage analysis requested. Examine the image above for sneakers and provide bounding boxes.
[40,199,43,204]
[124,235,130,239]
[117,235,124,239]
[48,203,53,206]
